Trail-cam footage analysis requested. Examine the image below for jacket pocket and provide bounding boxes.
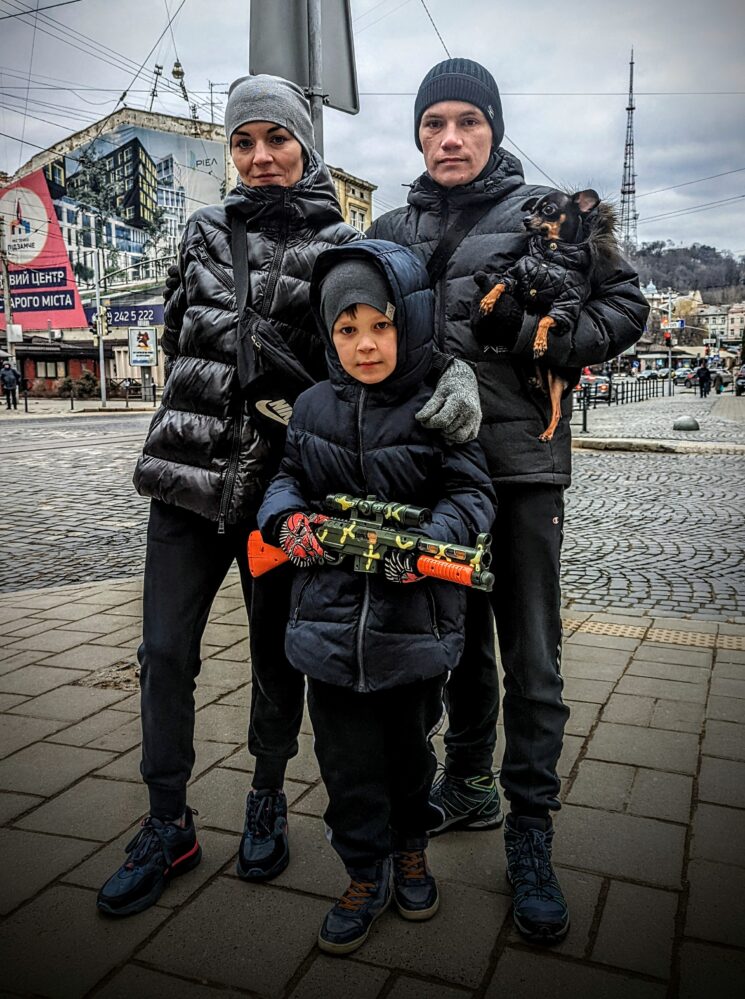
[424,586,441,640]
[290,573,314,627]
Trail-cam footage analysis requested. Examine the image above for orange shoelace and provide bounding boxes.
[396,850,426,880]
[337,878,377,912]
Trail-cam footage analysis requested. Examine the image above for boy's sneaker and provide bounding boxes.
[428,768,504,835]
[504,813,570,945]
[96,807,201,917]
[392,848,439,920]
[318,858,392,955]
[236,789,289,881]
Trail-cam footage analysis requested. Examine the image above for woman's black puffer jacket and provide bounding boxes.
[368,151,649,486]
[133,153,360,528]
[258,240,495,692]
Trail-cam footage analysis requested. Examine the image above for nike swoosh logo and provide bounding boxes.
[255,398,293,425]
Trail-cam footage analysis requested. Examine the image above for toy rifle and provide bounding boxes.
[248,493,494,592]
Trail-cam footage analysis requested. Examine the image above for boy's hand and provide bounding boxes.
[416,358,482,444]
[383,550,425,584]
[279,513,328,567]
[470,272,524,349]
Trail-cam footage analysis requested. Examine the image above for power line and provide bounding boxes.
[0,0,81,17]
[502,134,559,188]
[637,167,745,199]
[638,194,745,225]
[356,0,414,33]
[0,128,46,149]
[419,0,450,57]
[357,91,745,97]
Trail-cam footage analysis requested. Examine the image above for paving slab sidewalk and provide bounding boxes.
[1,576,744,998]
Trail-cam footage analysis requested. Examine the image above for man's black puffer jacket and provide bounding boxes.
[368,151,649,486]
[133,154,360,527]
[258,240,495,692]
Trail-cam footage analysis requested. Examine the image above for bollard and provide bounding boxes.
[69,383,75,411]
[581,385,590,432]
[23,388,29,413]
[152,382,157,408]
[124,384,129,409]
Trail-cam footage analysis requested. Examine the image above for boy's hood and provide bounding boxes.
[310,239,434,402]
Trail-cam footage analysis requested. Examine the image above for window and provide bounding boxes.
[350,207,366,233]
[36,360,66,378]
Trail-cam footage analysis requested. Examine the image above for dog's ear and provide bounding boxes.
[520,197,540,213]
[573,189,600,213]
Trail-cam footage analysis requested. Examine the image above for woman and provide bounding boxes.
[96,74,480,918]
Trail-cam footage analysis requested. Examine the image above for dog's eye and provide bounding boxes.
[542,205,557,217]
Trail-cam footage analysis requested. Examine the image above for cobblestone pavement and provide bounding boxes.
[3,411,743,620]
[570,387,745,443]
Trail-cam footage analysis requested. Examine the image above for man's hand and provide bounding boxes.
[470,272,524,349]
[279,513,328,567]
[416,358,482,444]
[163,263,181,304]
[383,550,425,584]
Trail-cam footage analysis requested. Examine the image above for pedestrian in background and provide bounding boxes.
[1,360,22,410]
[698,360,712,398]
[369,57,648,945]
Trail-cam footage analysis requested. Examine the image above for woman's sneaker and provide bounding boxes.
[236,789,289,881]
[392,848,439,920]
[504,813,570,945]
[428,768,504,835]
[318,858,392,955]
[96,807,201,917]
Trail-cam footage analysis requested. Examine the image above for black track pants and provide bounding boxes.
[443,484,570,815]
[138,500,305,819]
[307,676,444,873]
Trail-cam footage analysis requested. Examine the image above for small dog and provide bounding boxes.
[478,188,613,442]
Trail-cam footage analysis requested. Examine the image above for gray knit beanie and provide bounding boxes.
[320,258,396,334]
[414,58,504,150]
[225,74,314,160]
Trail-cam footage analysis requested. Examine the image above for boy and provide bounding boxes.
[257,240,495,955]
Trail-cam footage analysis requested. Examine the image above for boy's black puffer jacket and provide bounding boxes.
[368,151,649,486]
[258,240,496,693]
[133,153,359,527]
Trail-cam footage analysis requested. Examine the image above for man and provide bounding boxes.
[369,58,648,944]
[1,360,22,410]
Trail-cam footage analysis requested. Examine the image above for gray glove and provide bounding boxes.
[416,358,482,444]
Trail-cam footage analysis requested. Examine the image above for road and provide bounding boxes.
[1,409,743,619]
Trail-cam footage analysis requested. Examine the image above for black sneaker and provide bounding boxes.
[428,768,504,835]
[504,813,570,945]
[96,807,201,917]
[318,858,392,955]
[392,848,439,921]
[236,789,289,881]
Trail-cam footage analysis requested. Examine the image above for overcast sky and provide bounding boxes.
[1,0,744,254]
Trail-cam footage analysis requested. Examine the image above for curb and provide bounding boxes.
[572,437,745,455]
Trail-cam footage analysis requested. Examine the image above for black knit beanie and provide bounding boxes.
[319,258,395,335]
[414,58,504,150]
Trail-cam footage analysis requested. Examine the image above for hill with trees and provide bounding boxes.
[628,242,745,303]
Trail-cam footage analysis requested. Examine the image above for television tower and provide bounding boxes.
[620,49,638,250]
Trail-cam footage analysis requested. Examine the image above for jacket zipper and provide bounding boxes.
[436,200,449,347]
[196,246,234,297]
[425,587,441,640]
[217,413,242,534]
[355,387,370,692]
[291,574,313,625]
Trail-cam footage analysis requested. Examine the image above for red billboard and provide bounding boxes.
[0,168,88,332]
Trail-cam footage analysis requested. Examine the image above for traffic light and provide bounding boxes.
[704,346,709,356]
[98,307,110,337]
[663,331,672,346]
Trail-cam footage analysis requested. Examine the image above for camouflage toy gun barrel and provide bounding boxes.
[248,493,494,593]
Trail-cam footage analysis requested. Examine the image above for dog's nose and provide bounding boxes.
[523,216,533,229]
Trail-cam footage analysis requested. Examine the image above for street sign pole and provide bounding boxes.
[307,0,324,156]
[0,216,14,363]
[92,237,107,408]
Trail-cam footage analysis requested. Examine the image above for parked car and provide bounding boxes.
[575,375,615,401]
[656,367,674,379]
[638,368,659,379]
[684,368,733,390]
[673,366,694,385]
[735,366,745,397]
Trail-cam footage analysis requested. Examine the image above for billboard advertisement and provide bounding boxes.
[0,169,88,332]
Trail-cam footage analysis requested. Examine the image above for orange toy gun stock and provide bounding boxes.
[248,493,494,593]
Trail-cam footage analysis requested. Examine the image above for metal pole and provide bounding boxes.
[92,235,107,408]
[307,0,324,156]
[0,217,15,364]
[667,289,673,397]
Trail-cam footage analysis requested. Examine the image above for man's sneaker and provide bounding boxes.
[236,789,289,881]
[318,858,392,955]
[392,849,439,920]
[428,768,504,835]
[96,807,201,917]
[504,813,570,945]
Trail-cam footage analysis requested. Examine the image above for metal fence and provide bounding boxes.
[573,376,674,433]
